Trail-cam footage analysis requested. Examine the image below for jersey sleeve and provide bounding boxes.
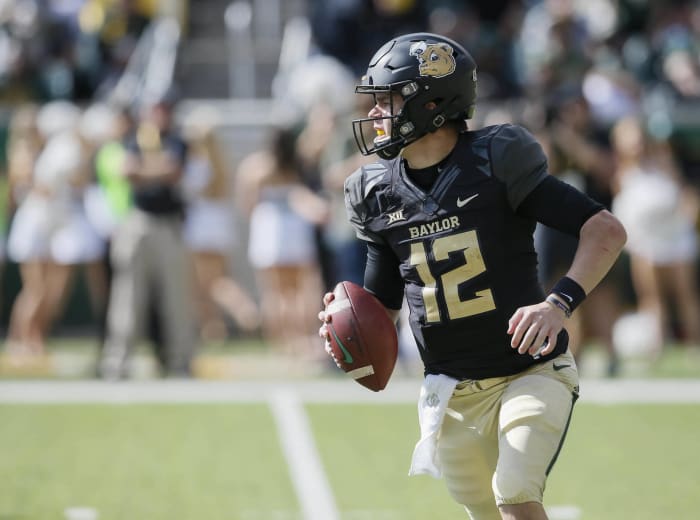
[364,241,404,310]
[518,174,606,237]
[343,164,386,244]
[490,124,549,210]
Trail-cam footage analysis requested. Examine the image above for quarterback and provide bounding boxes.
[319,33,626,520]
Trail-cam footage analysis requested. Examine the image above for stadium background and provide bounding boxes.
[2,0,699,340]
[0,0,304,330]
[1,2,700,519]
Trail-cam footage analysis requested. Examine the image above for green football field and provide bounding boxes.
[1,382,699,520]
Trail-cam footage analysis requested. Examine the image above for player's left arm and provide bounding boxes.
[491,124,626,356]
[510,176,627,356]
[518,174,628,294]
[563,208,627,294]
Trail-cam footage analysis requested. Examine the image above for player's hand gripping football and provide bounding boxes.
[318,292,342,368]
[507,298,568,358]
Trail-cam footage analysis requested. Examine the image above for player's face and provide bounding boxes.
[351,87,406,157]
[368,92,403,145]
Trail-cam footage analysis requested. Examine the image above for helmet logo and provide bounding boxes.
[409,41,456,78]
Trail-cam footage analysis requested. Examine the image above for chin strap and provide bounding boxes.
[377,144,403,160]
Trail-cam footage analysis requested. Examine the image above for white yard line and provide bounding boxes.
[1,378,700,404]
[269,388,340,520]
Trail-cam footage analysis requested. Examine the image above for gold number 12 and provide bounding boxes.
[409,230,496,323]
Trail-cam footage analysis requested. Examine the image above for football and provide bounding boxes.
[325,281,399,391]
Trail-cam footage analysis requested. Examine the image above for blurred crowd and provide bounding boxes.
[0,0,155,103]
[2,0,700,378]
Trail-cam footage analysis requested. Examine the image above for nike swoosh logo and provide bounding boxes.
[553,363,571,371]
[328,324,353,364]
[456,193,479,208]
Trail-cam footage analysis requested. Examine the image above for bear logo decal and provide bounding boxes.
[409,41,456,78]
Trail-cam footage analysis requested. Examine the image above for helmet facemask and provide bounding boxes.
[352,80,419,160]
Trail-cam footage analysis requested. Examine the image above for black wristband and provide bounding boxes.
[550,276,586,312]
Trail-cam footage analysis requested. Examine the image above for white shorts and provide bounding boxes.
[83,184,121,241]
[613,172,698,264]
[183,199,236,254]
[247,199,317,269]
[8,194,105,264]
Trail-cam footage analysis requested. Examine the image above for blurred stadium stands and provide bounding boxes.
[0,0,309,334]
[1,0,700,373]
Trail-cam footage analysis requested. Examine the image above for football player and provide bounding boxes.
[319,33,627,520]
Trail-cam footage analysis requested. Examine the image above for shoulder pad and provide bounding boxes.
[490,123,548,209]
[345,161,393,205]
[343,160,394,243]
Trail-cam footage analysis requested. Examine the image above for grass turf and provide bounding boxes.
[546,403,700,519]
[0,404,297,520]
[2,401,698,519]
[310,402,700,519]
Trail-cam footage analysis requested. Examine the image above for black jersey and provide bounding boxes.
[344,124,570,380]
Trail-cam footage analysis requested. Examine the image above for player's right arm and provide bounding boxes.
[318,165,402,355]
[318,264,400,365]
[343,164,403,317]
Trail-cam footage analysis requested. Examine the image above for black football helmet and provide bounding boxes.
[352,32,477,160]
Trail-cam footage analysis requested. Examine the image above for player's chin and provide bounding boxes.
[373,134,390,146]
